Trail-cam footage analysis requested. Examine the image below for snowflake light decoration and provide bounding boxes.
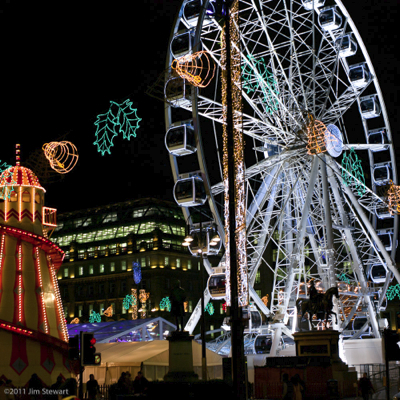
[89,311,101,323]
[94,99,141,155]
[241,54,279,115]
[341,148,366,196]
[160,297,171,312]
[133,262,142,284]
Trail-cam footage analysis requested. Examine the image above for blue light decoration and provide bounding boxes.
[133,262,141,284]
[159,297,171,312]
[386,284,400,301]
[241,54,279,115]
[93,99,141,156]
[205,302,214,315]
[341,148,366,196]
[123,294,134,310]
[89,311,101,323]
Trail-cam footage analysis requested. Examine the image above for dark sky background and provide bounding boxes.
[0,0,398,215]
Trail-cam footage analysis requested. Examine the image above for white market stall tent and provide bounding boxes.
[82,340,224,383]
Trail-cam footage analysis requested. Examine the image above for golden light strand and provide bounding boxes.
[387,181,400,215]
[222,0,248,307]
[131,288,138,320]
[35,247,49,333]
[48,257,68,341]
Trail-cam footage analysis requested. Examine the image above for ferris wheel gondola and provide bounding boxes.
[164,0,399,352]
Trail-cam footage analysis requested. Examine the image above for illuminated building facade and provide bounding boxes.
[53,198,223,334]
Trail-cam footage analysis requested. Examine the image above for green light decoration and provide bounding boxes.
[89,311,101,323]
[386,284,400,301]
[241,54,279,115]
[337,273,351,284]
[341,148,366,196]
[205,302,214,316]
[93,99,141,156]
[0,163,16,200]
[123,294,136,310]
[159,297,171,312]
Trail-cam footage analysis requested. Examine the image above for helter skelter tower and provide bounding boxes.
[0,146,69,386]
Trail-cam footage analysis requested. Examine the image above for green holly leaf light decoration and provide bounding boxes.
[386,284,400,301]
[337,273,351,284]
[0,163,16,200]
[341,148,366,196]
[241,54,279,115]
[123,294,134,310]
[205,302,214,316]
[89,311,101,323]
[94,99,141,156]
[160,297,171,312]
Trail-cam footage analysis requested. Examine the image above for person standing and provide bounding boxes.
[282,373,293,400]
[358,373,375,400]
[132,371,149,395]
[86,374,100,400]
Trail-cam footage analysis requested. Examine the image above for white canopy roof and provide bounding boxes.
[95,340,223,367]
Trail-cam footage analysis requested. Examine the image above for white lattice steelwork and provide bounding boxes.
[164,0,399,351]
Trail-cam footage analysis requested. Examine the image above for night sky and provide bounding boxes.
[0,0,398,215]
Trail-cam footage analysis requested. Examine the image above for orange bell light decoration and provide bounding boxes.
[0,145,69,386]
[387,181,400,215]
[103,305,113,318]
[171,51,215,88]
[42,141,79,174]
[306,115,336,155]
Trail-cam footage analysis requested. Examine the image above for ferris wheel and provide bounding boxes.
[163,0,400,351]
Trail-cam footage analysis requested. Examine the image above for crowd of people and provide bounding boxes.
[108,371,148,399]
[282,373,306,400]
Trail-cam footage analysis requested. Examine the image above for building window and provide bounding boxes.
[22,191,30,202]
[89,265,94,274]
[79,266,84,276]
[165,256,169,267]
[121,281,127,293]
[176,258,181,268]
[256,289,262,297]
[100,264,105,273]
[78,305,83,317]
[121,260,127,271]
[189,301,193,312]
[255,271,261,284]
[188,260,191,270]
[141,257,146,267]
[99,284,105,295]
[99,303,104,314]
[110,262,115,272]
[103,212,117,223]
[88,285,94,296]
[110,282,115,294]
[64,306,68,318]
[197,262,201,271]
[89,304,94,315]
[64,267,69,278]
